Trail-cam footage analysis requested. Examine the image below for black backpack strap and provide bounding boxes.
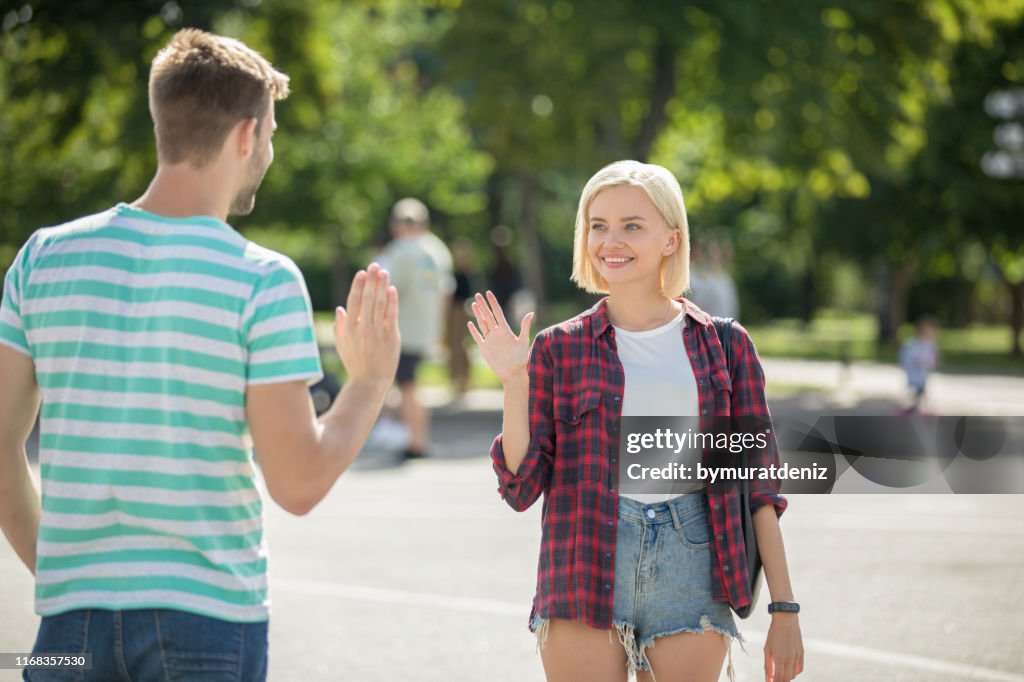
[711,315,761,617]
[712,316,734,373]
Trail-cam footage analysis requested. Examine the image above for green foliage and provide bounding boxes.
[0,2,223,248]
[744,311,1023,371]
[2,0,1023,360]
[0,0,491,279]
[232,1,492,256]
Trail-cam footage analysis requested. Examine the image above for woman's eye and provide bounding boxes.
[590,223,606,231]
[625,223,641,230]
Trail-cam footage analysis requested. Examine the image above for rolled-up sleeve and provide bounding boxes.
[730,321,788,518]
[491,333,555,511]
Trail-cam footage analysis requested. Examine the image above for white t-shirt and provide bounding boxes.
[900,338,938,389]
[614,311,699,504]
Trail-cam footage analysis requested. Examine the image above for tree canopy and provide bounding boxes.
[2,0,1022,355]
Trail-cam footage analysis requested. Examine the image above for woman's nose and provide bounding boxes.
[604,229,626,247]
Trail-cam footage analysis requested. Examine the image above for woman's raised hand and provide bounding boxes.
[467,291,534,386]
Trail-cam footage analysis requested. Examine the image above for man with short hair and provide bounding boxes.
[0,29,399,680]
[377,198,453,461]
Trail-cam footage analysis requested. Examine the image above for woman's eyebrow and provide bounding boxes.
[589,215,648,222]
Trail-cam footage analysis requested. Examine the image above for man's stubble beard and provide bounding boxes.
[229,146,270,216]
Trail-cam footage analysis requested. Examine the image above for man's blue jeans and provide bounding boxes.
[24,609,268,681]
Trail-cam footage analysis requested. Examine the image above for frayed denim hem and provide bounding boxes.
[530,616,551,654]
[530,614,742,682]
[616,615,743,682]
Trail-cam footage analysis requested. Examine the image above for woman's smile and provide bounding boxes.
[602,254,635,268]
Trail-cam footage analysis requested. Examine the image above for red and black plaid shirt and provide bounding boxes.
[490,297,787,630]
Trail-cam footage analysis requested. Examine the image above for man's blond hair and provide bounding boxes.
[571,160,691,298]
[148,29,290,167]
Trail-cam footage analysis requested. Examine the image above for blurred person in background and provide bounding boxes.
[489,225,523,312]
[489,224,534,333]
[448,238,479,395]
[376,198,454,460]
[0,29,400,681]
[688,236,740,320]
[468,161,802,682]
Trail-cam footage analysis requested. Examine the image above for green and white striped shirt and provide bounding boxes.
[0,204,323,622]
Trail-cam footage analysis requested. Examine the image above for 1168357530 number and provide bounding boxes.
[0,653,92,670]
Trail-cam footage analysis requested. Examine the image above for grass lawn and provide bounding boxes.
[742,310,1023,374]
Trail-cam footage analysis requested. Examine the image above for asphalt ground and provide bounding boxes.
[2,359,1023,681]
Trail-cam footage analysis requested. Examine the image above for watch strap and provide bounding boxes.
[767,601,800,614]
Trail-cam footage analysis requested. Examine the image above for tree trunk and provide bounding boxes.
[1010,280,1023,358]
[632,32,677,162]
[518,175,547,319]
[889,260,917,351]
[800,266,816,324]
[875,261,893,348]
[486,171,504,231]
[330,231,350,310]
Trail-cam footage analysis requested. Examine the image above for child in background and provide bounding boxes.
[900,317,940,414]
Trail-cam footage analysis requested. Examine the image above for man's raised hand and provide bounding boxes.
[335,263,400,386]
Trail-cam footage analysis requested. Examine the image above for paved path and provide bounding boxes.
[758,358,1024,416]
[1,357,1023,681]
[411,356,1024,417]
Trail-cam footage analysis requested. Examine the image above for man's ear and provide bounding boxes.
[235,117,259,160]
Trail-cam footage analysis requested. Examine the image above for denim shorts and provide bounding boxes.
[24,608,268,682]
[532,494,740,676]
[612,494,740,672]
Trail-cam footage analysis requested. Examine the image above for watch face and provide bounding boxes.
[770,602,799,613]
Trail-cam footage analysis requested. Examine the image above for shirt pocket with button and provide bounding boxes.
[551,387,605,486]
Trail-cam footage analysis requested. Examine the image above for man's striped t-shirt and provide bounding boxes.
[0,203,323,622]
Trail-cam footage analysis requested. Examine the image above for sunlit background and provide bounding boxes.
[2,0,1022,375]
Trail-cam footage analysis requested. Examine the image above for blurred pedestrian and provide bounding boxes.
[468,161,803,682]
[448,238,479,395]
[377,198,454,460]
[490,225,523,312]
[0,29,399,681]
[900,316,940,414]
[688,237,740,319]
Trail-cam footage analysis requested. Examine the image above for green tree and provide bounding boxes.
[0,1,233,266]
[819,4,1024,355]
[440,1,953,322]
[916,16,1024,355]
[1,0,491,309]
[224,0,491,305]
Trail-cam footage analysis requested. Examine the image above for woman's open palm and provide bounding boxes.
[467,291,534,385]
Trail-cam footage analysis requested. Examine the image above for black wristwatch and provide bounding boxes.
[767,601,800,614]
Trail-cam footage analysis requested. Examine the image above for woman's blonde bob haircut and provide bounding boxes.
[570,160,690,298]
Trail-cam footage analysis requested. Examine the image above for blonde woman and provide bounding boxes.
[469,161,803,682]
